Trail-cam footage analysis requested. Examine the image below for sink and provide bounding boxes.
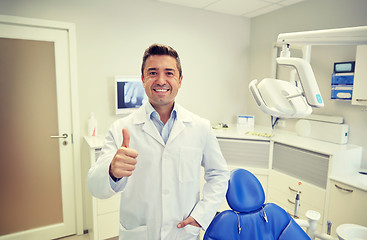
[336,224,367,240]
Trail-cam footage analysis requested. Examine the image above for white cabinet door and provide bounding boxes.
[268,171,325,223]
[352,45,367,105]
[327,180,367,237]
[86,146,120,240]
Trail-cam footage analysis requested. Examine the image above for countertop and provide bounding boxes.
[84,125,366,191]
[330,173,367,192]
[214,125,361,155]
[84,135,104,149]
[213,125,365,191]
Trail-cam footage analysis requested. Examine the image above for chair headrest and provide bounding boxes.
[226,169,265,213]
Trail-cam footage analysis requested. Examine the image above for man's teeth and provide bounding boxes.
[155,89,169,92]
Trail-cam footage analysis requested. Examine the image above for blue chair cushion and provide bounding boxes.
[226,169,265,213]
[204,168,310,240]
[204,203,310,240]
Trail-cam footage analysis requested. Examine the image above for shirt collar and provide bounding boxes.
[145,102,177,122]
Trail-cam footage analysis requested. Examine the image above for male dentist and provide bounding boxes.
[88,44,229,240]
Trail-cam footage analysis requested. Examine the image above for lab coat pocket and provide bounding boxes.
[120,224,148,240]
[179,225,201,240]
[179,147,202,183]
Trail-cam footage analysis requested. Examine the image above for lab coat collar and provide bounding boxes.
[167,103,193,145]
[132,102,193,124]
[132,102,193,146]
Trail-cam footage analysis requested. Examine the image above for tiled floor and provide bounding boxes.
[59,234,118,240]
[58,234,89,240]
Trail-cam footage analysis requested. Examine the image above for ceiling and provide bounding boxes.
[155,0,306,18]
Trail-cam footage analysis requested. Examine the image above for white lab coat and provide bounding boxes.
[87,103,229,240]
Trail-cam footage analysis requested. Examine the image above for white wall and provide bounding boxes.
[0,0,250,134]
[248,0,367,167]
[0,0,250,229]
[2,0,366,188]
[2,0,367,233]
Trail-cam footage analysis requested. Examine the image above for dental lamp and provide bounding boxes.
[249,26,367,119]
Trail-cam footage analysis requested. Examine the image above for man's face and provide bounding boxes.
[142,55,182,108]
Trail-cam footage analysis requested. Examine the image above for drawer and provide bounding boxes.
[268,186,323,218]
[269,171,325,211]
[268,194,323,232]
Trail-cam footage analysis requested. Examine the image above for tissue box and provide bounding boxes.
[331,85,353,100]
[331,73,354,85]
[331,73,354,100]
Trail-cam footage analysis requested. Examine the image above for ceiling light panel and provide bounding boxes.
[157,0,217,8]
[243,4,282,17]
[262,0,283,3]
[205,0,270,16]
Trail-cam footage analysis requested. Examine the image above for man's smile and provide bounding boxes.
[153,88,170,93]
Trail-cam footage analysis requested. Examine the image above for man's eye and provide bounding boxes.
[149,72,157,75]
[166,72,174,76]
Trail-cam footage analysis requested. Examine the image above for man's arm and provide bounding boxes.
[187,125,230,230]
[87,127,137,199]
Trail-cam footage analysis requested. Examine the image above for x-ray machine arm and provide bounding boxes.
[250,26,367,119]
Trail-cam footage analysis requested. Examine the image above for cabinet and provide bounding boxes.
[268,138,363,232]
[85,136,120,240]
[268,170,325,227]
[217,138,270,169]
[217,138,271,197]
[199,137,271,240]
[352,45,367,105]
[327,180,367,237]
[269,142,330,231]
[216,137,270,208]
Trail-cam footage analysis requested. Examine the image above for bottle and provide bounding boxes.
[88,112,98,136]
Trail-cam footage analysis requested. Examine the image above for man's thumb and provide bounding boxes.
[122,128,130,148]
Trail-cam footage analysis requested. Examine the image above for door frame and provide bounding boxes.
[0,15,83,235]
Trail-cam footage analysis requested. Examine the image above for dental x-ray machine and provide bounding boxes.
[250,26,367,240]
[250,26,367,120]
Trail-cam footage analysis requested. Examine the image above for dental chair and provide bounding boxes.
[203,169,310,240]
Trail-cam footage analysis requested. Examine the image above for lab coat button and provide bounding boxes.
[163,189,170,195]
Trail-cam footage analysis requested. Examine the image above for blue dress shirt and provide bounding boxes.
[145,102,177,144]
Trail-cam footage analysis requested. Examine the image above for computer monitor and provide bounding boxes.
[115,75,148,115]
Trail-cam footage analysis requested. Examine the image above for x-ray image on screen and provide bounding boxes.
[115,77,148,114]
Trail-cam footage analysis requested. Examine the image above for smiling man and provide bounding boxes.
[88,44,229,240]
[141,50,182,123]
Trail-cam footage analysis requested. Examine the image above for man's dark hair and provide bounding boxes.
[141,44,182,77]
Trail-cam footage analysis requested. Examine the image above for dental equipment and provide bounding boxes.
[294,181,302,219]
[250,26,367,119]
[204,169,310,240]
[295,211,337,240]
[327,221,332,236]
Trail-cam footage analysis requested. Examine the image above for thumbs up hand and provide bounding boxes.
[109,128,138,179]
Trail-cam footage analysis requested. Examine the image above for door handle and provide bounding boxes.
[288,186,301,194]
[287,198,301,206]
[335,184,353,193]
[50,133,68,139]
